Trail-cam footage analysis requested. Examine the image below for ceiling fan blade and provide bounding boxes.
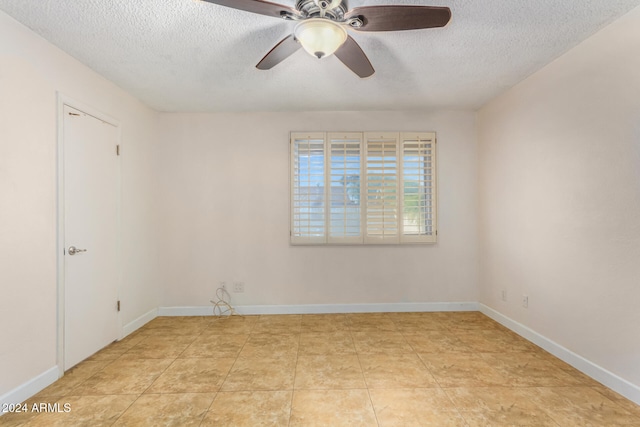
[334,36,374,78]
[345,6,451,32]
[201,0,302,20]
[256,35,301,70]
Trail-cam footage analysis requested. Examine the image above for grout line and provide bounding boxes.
[286,320,302,427]
[350,326,381,426]
[210,324,252,401]
[287,316,302,426]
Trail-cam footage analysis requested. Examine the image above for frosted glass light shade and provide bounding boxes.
[294,18,348,59]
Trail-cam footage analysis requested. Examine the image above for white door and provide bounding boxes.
[63,105,119,370]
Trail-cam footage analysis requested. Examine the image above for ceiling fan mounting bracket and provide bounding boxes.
[280,11,294,20]
[347,17,363,28]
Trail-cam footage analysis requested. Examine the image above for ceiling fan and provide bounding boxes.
[201,0,451,78]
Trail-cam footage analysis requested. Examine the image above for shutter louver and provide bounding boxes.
[291,133,326,244]
[365,133,399,244]
[328,133,363,244]
[401,132,437,243]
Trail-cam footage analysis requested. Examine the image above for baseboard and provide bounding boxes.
[479,304,640,406]
[122,307,158,338]
[158,306,215,316]
[158,302,478,316]
[0,366,59,408]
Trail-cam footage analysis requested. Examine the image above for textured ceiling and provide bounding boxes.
[1,0,639,112]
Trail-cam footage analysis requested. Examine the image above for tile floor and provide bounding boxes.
[2,312,640,426]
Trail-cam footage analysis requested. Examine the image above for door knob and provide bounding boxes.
[68,246,87,256]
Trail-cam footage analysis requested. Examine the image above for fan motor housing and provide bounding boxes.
[296,0,348,20]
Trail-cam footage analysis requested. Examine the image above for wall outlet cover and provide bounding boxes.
[233,282,245,293]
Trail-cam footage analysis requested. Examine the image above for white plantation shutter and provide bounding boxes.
[401,132,437,243]
[364,133,399,244]
[291,133,326,244]
[290,131,437,245]
[328,133,363,244]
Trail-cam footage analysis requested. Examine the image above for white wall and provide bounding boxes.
[478,5,640,391]
[0,10,159,397]
[156,111,479,309]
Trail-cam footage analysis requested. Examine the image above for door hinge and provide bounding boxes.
[116,145,120,156]
[117,300,121,312]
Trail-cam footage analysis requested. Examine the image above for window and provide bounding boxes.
[290,132,437,244]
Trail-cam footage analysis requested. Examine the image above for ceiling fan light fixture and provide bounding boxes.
[294,18,347,59]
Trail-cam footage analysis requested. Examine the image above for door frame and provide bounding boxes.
[56,93,123,378]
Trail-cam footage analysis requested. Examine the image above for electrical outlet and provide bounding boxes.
[233,281,245,293]
[522,295,529,308]
[501,290,508,302]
